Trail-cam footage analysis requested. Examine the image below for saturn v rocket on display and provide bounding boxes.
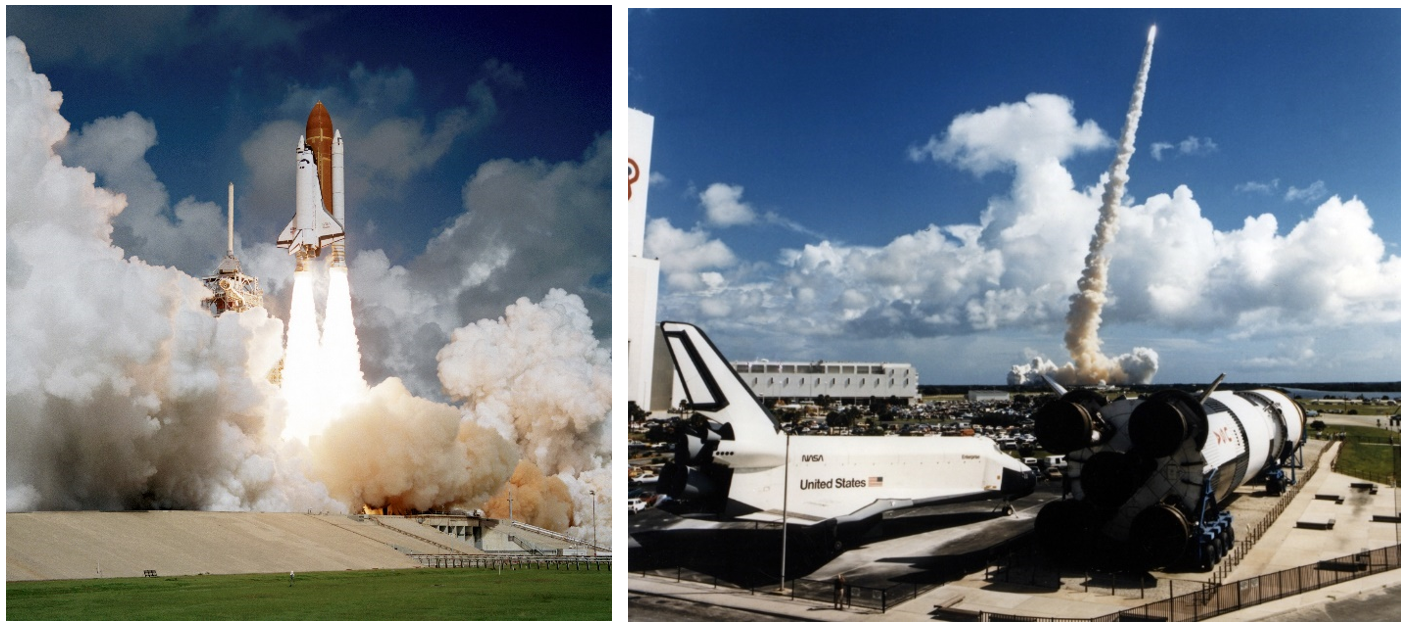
[277,102,346,271]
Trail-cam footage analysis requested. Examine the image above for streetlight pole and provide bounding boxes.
[590,489,597,556]
[780,431,790,592]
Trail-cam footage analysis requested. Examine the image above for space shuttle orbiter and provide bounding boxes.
[277,101,346,270]
[655,321,1037,538]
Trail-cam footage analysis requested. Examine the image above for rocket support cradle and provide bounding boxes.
[1032,386,1305,570]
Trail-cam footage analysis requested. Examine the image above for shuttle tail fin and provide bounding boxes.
[659,321,781,438]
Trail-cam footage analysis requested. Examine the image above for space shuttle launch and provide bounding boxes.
[277,102,346,270]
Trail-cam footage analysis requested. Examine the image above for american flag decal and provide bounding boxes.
[869,476,883,487]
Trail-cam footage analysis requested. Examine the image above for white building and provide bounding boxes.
[628,109,672,411]
[967,390,1010,403]
[731,361,919,405]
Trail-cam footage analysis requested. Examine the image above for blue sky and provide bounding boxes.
[9,6,611,396]
[630,9,1400,385]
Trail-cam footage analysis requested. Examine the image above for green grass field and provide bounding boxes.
[7,567,611,621]
[1318,425,1401,485]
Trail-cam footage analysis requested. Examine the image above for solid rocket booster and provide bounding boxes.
[277,101,345,270]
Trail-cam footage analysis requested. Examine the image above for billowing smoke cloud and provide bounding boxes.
[438,289,611,478]
[483,460,573,531]
[1058,26,1159,386]
[310,378,519,513]
[6,36,336,512]
[9,36,613,549]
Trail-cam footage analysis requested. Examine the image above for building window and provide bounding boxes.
[845,378,851,387]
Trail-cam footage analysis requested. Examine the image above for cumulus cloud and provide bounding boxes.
[482,58,525,89]
[701,182,757,226]
[1285,180,1328,203]
[348,134,611,398]
[1150,135,1218,161]
[644,218,738,290]
[58,112,229,275]
[654,94,1400,360]
[909,93,1109,175]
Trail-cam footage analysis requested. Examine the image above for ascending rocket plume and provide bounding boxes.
[1062,25,1159,385]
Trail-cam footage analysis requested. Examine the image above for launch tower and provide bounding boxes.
[203,183,264,316]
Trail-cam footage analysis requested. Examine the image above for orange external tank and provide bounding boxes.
[305,102,335,214]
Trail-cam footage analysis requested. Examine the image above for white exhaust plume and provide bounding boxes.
[1013,26,1162,387]
[7,38,610,545]
[6,37,337,512]
[280,271,328,442]
[319,266,368,409]
[438,289,611,477]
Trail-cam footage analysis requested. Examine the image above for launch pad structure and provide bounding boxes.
[202,182,264,316]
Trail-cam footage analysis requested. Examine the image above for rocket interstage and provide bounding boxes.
[1033,387,1305,571]
[277,101,346,268]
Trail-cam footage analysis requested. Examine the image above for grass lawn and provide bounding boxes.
[7,567,611,621]
[1316,425,1401,485]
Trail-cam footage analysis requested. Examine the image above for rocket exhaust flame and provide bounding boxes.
[281,271,327,443]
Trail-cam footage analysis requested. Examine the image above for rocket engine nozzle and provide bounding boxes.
[1033,389,1110,454]
[1129,503,1190,569]
[1079,450,1154,508]
[1129,390,1209,458]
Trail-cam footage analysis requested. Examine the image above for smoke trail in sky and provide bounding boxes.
[1010,27,1162,387]
[1006,27,1161,387]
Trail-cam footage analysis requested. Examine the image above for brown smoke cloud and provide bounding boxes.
[310,378,518,513]
[482,460,572,532]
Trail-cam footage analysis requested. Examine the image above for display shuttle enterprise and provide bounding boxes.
[277,102,346,270]
[656,322,1037,546]
[1032,375,1305,570]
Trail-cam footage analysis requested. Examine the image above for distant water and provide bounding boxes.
[1280,387,1400,400]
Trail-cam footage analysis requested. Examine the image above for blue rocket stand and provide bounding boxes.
[1194,468,1233,570]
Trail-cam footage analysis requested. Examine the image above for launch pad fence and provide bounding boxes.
[411,554,610,571]
[963,545,1399,622]
[631,545,1398,617]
